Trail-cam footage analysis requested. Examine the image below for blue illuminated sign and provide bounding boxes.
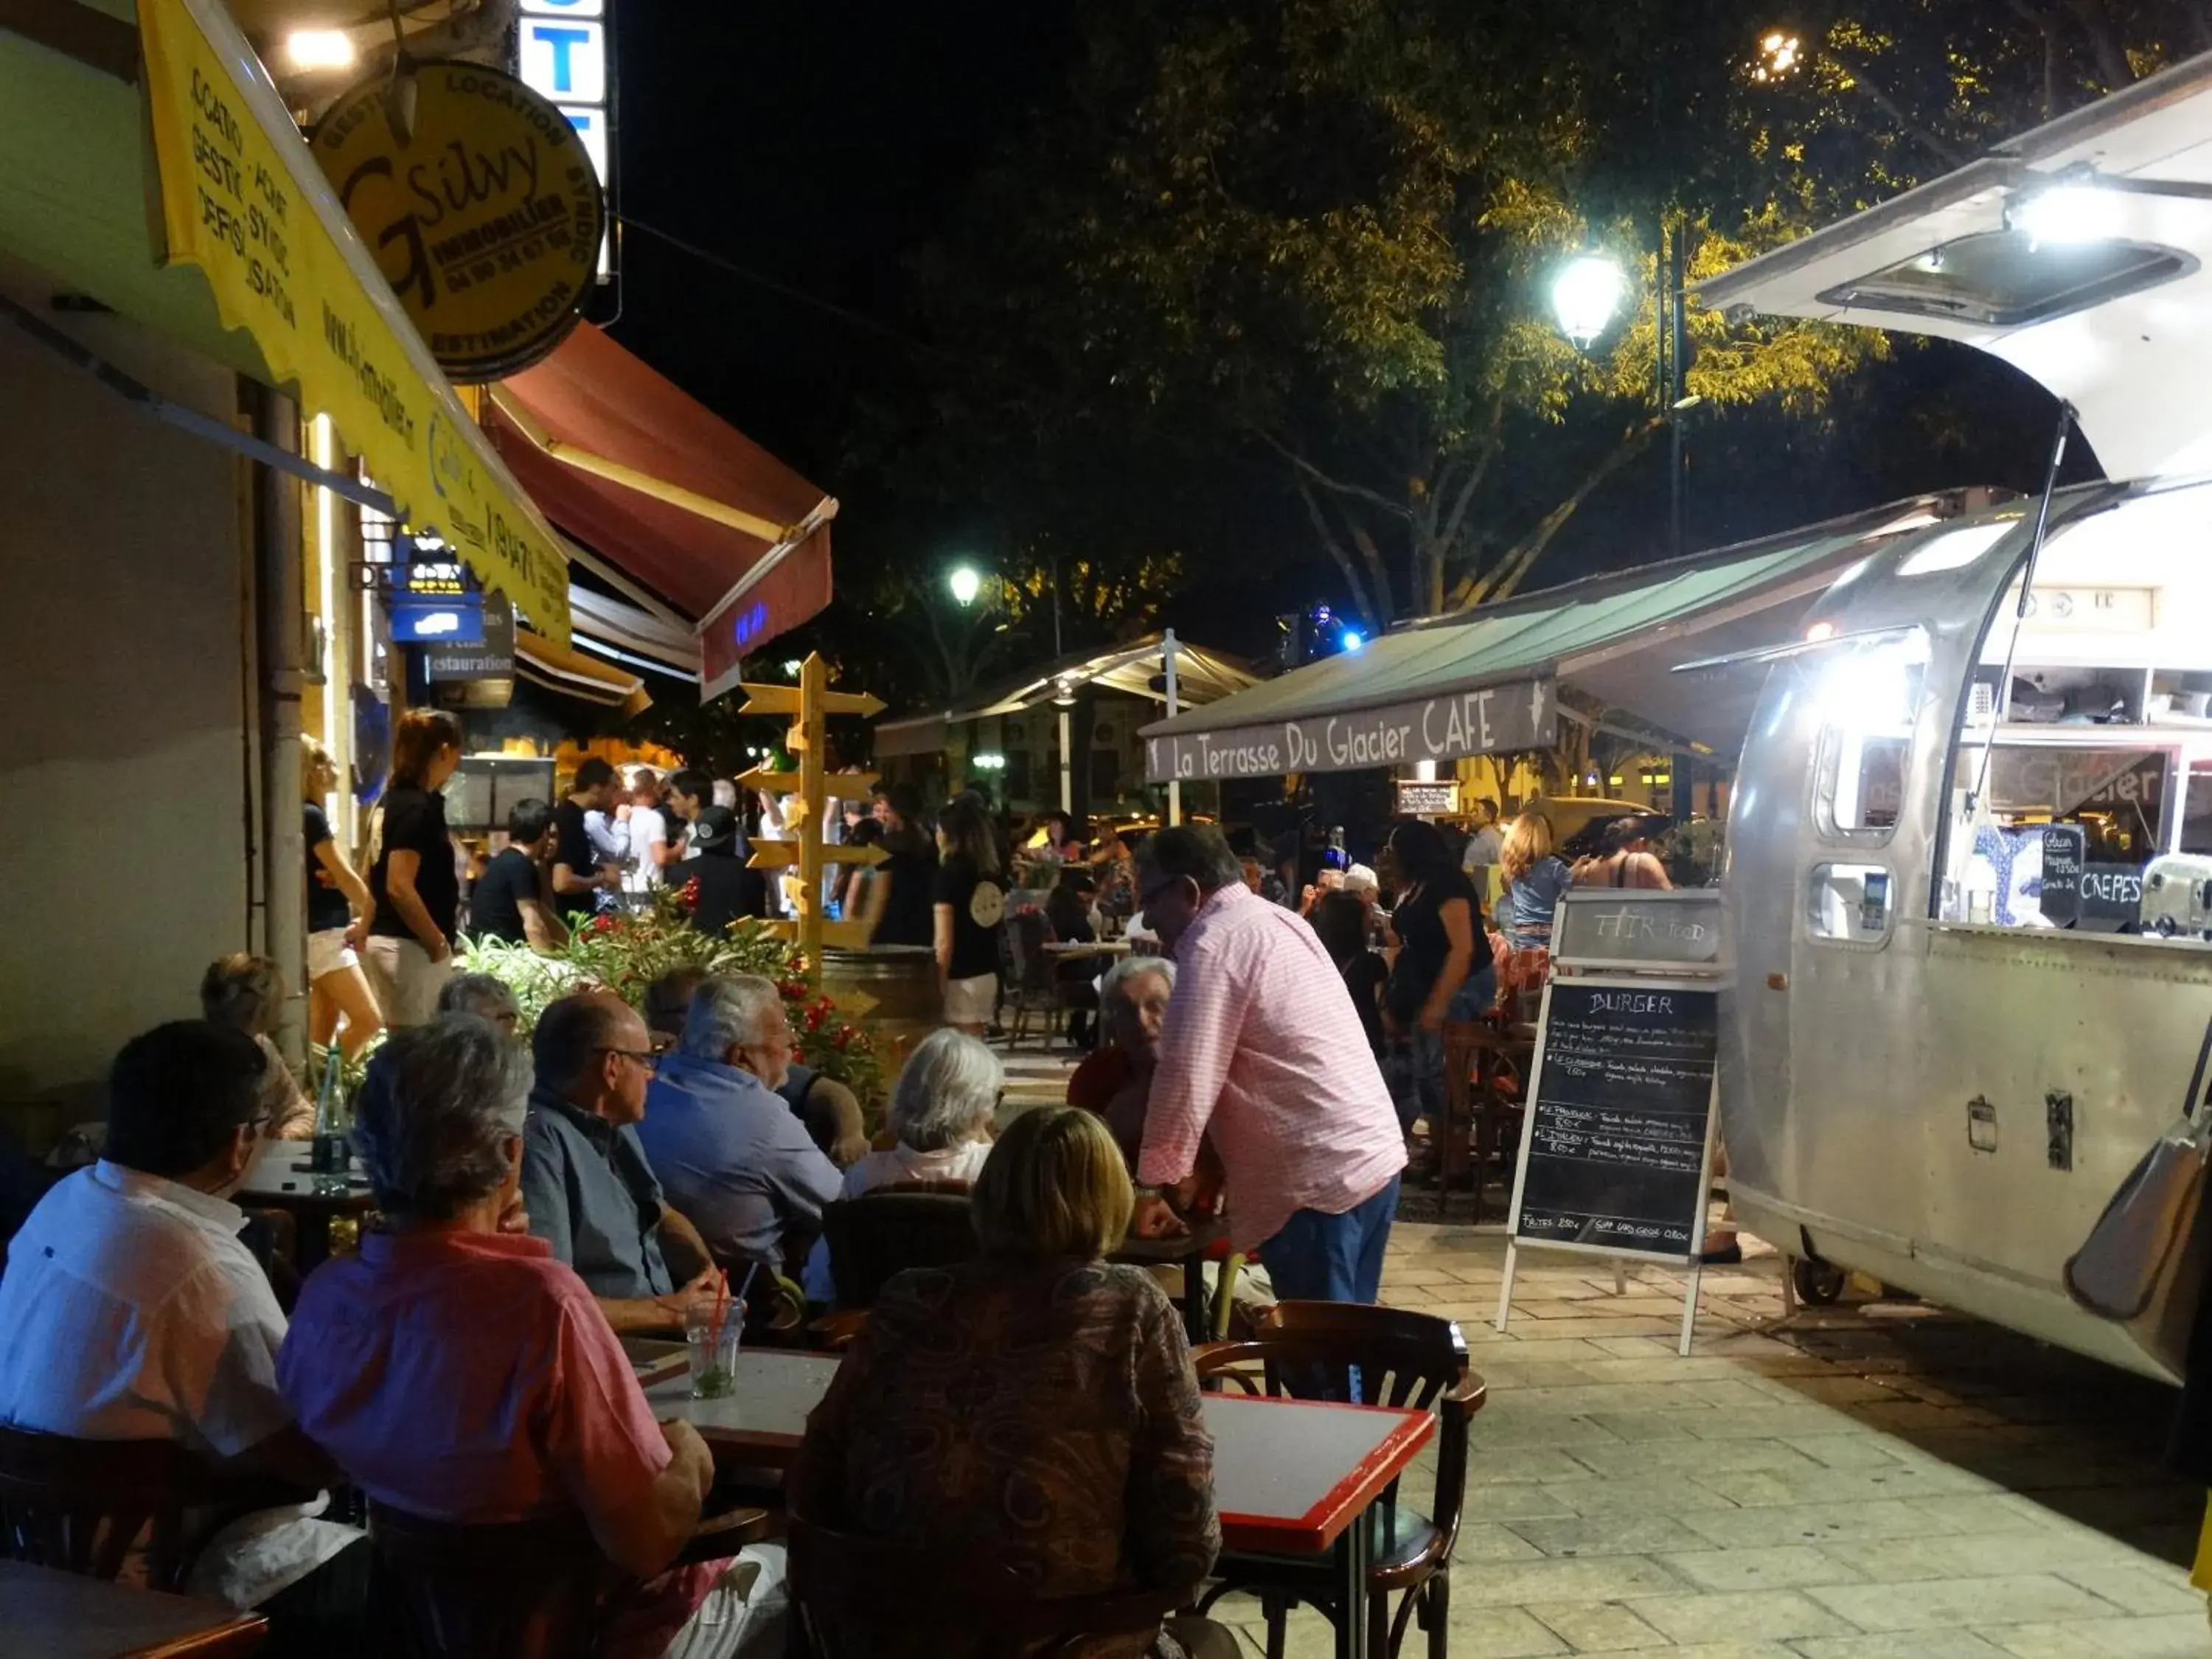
[730,601,771,650]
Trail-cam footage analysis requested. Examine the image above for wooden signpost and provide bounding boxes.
[736,653,885,990]
[1496,891,1727,1356]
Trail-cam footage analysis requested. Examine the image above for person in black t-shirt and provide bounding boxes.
[365,708,464,1028]
[468,799,566,950]
[682,806,768,937]
[1380,818,1493,1132]
[1314,890,1389,1059]
[932,795,1006,1035]
[301,735,383,1059]
[551,757,621,928]
[867,783,939,948]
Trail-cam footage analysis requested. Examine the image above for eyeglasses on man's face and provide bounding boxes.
[596,1046,658,1072]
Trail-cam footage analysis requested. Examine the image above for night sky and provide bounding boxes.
[596,4,2090,678]
[611,2,1076,484]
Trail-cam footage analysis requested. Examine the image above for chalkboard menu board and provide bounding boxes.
[1551,890,1724,970]
[1509,978,1718,1259]
[2039,825,2085,926]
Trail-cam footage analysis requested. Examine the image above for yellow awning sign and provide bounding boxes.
[135,0,571,644]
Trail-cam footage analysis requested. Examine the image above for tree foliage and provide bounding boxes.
[914,0,1905,630]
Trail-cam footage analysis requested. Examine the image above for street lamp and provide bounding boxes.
[947,565,983,607]
[1752,29,1801,82]
[1550,254,1629,349]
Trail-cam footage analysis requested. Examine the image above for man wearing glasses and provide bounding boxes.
[0,1022,371,1650]
[521,990,720,1334]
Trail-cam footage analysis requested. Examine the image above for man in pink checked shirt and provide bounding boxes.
[1131,825,1406,1304]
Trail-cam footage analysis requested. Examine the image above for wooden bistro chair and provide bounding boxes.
[819,1182,979,1310]
[1004,911,1081,1050]
[1192,1303,1486,1659]
[1434,1020,1528,1222]
[788,1511,1195,1659]
[0,1425,266,1591]
[368,1500,774,1659]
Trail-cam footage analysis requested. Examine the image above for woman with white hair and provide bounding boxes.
[800,1029,1000,1302]
[279,1015,785,1658]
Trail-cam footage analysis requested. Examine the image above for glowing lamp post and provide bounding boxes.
[947,565,983,607]
[1550,254,1628,350]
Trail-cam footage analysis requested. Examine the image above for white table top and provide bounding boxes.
[237,1140,373,1204]
[649,1349,842,1464]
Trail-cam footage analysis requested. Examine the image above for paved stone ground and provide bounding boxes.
[1213,1220,2208,1658]
[995,1043,2208,1655]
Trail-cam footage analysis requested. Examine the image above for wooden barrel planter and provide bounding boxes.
[820,945,942,1107]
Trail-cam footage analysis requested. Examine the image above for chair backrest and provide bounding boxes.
[1011,910,1053,989]
[1196,1301,1486,1562]
[0,1427,229,1589]
[821,1186,979,1309]
[787,1512,1188,1659]
[368,1502,609,1659]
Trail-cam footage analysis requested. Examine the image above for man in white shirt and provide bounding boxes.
[0,1022,369,1652]
[624,768,672,895]
[1461,796,1505,907]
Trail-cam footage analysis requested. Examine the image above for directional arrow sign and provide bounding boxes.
[746,840,800,870]
[818,691,887,717]
[736,686,802,717]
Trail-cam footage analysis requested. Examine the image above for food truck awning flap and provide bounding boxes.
[1697,49,2212,485]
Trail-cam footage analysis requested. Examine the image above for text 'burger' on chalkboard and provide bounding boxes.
[1511,979,1719,1259]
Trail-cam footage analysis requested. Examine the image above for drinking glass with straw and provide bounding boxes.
[685,1262,756,1399]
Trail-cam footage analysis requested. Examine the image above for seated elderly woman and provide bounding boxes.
[799,1027,999,1302]
[790,1105,1231,1659]
[435,970,521,1034]
[201,953,316,1138]
[278,1015,785,1659]
[1068,959,1224,1216]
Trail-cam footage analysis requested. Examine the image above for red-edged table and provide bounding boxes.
[656,1352,1433,1659]
[1206,1393,1435,1659]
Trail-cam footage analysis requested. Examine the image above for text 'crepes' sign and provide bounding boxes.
[312,61,604,380]
[137,0,571,644]
[1144,678,1557,782]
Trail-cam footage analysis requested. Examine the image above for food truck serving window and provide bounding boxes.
[1812,631,1930,844]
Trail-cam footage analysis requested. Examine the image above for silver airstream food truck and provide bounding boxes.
[1696,52,2212,1382]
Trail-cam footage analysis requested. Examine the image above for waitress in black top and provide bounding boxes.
[866,782,938,947]
[300,734,385,1060]
[1382,818,1495,1132]
[364,707,464,1029]
[931,793,1006,1034]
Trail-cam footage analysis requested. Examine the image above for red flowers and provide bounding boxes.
[589,914,616,936]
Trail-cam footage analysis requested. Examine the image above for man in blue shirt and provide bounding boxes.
[521,990,719,1332]
[637,975,843,1273]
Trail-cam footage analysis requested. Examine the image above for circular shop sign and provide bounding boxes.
[313,61,605,382]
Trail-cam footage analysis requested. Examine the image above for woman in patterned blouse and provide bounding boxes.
[790,1106,1231,1658]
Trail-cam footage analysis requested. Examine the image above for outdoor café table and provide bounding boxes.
[1110,1211,1232,1343]
[234,1141,376,1271]
[0,1558,267,1658]
[645,1348,844,1475]
[652,1352,1432,1659]
[1206,1391,1435,1659]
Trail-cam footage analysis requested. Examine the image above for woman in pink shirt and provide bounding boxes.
[278,1015,779,1659]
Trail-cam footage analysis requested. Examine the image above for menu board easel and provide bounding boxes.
[1495,891,1726,1357]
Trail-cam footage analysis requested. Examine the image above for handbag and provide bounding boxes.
[2062,1016,2212,1377]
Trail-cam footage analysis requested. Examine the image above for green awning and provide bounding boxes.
[1141,493,2002,781]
